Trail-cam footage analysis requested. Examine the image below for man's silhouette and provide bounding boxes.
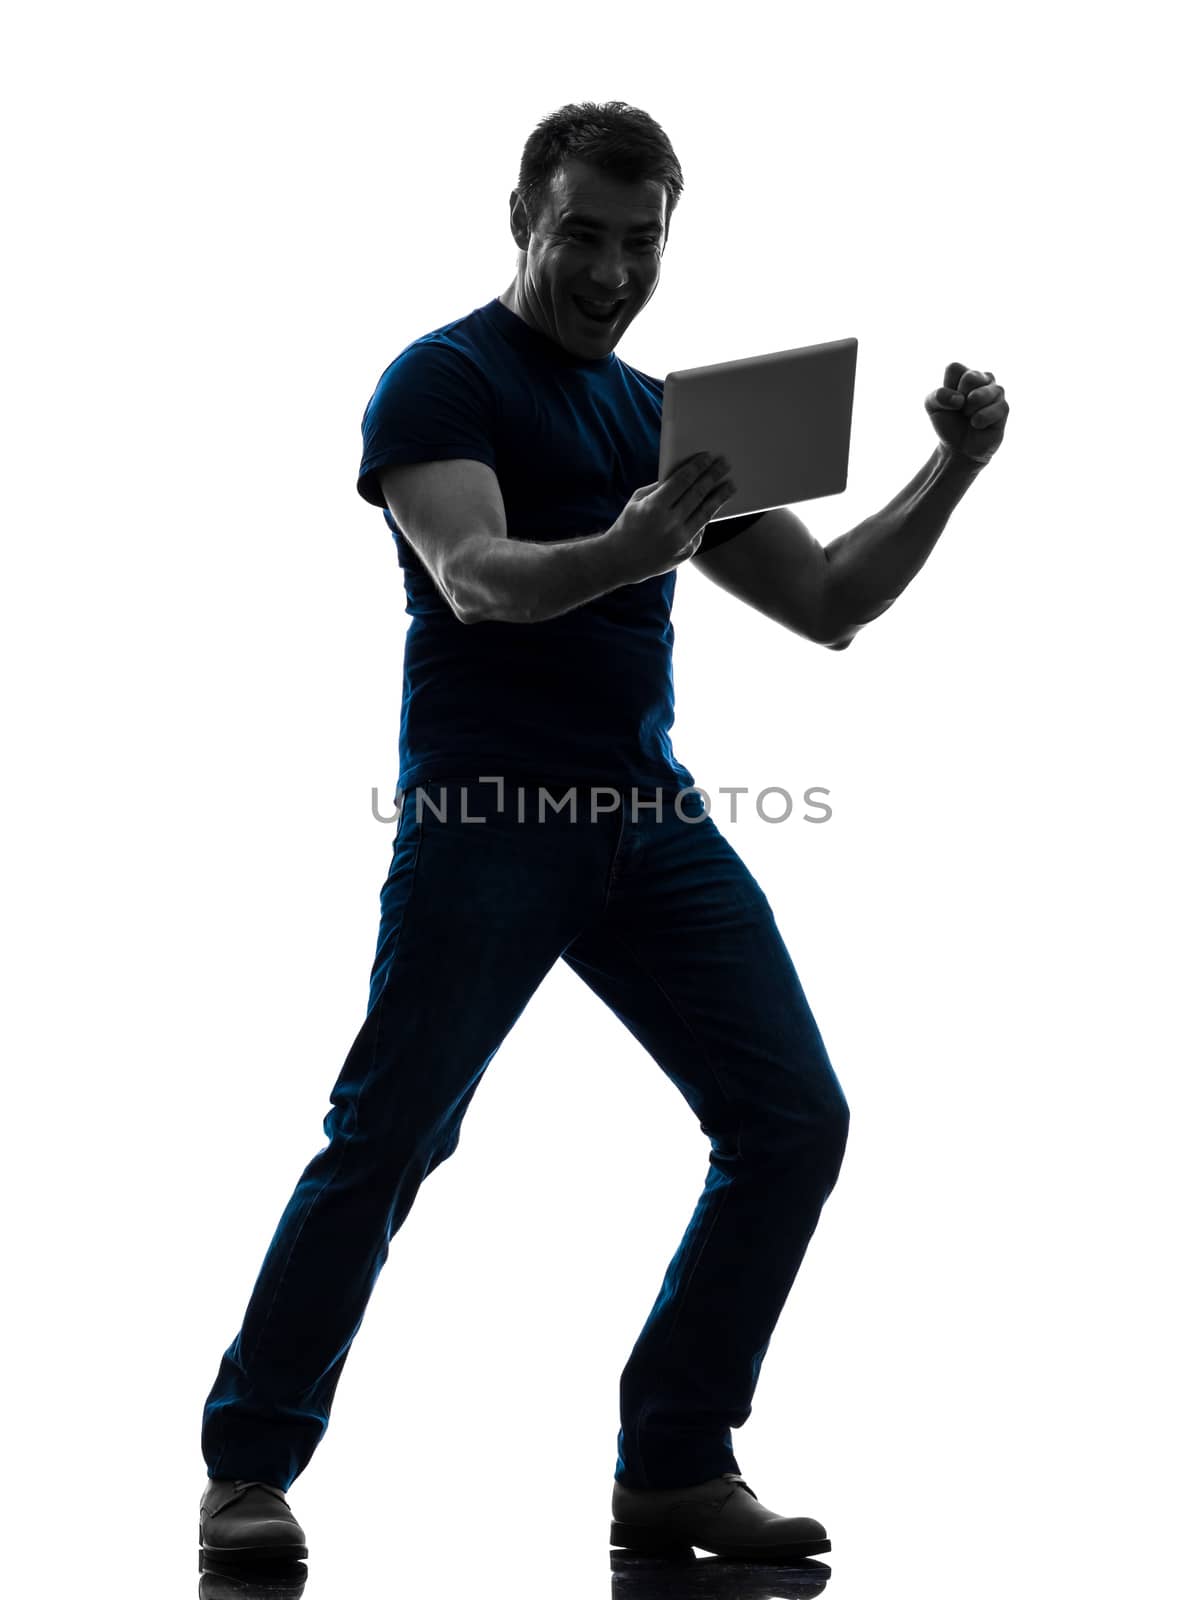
[199,96,1004,1566]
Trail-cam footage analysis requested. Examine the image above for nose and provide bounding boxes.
[585,248,638,295]
[587,274,630,297]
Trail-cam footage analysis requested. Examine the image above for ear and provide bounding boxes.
[508,189,531,249]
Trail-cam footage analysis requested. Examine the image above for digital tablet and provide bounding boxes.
[659,335,858,520]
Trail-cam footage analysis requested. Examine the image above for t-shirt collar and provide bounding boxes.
[486,296,615,370]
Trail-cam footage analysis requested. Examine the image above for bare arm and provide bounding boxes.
[457,452,735,622]
[380,457,629,625]
[458,527,628,624]
[822,443,987,645]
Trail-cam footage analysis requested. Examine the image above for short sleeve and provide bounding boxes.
[695,508,769,557]
[356,340,499,509]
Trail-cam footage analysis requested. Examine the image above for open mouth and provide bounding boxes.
[573,295,623,326]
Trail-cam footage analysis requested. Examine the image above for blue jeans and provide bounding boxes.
[201,779,850,1493]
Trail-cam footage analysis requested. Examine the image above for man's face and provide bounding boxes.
[505,158,668,357]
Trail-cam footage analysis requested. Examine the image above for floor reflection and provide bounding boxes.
[198,1557,307,1600]
[198,1549,832,1598]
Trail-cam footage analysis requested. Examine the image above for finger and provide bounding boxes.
[963,382,1002,414]
[944,362,968,389]
[958,369,989,396]
[969,400,1008,428]
[930,384,965,408]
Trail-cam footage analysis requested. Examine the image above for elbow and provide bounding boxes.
[440,555,485,624]
[823,614,858,649]
[452,597,518,626]
[816,575,853,650]
[440,573,472,625]
[818,609,856,651]
[444,576,487,625]
[444,565,514,625]
[455,598,520,625]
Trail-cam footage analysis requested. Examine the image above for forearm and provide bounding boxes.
[822,444,987,642]
[456,528,628,625]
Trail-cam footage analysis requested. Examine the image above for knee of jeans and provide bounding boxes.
[821,1091,850,1156]
[772,1092,848,1158]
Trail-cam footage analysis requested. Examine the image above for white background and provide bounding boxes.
[3,1,1192,1595]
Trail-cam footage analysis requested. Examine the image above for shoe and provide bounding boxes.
[199,1477,308,1561]
[610,1471,830,1562]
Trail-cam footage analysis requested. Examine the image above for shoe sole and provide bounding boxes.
[199,1524,308,1562]
[610,1518,830,1560]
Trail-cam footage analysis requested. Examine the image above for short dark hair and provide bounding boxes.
[514,100,684,242]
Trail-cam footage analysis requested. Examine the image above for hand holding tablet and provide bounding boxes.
[607,451,738,584]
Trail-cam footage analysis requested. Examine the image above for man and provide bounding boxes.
[199,125,1008,1569]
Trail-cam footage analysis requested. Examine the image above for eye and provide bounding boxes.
[563,230,658,250]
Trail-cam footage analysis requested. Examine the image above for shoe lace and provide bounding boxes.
[232,1479,287,1502]
[722,1473,759,1501]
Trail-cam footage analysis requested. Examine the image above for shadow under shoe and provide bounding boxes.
[610,1472,830,1562]
[199,1478,308,1562]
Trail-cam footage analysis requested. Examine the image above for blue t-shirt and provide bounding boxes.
[356,296,762,802]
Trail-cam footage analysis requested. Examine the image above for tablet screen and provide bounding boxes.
[660,336,857,520]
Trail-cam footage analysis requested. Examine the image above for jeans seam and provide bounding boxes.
[242,814,424,1379]
[601,803,628,911]
[606,933,742,1476]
